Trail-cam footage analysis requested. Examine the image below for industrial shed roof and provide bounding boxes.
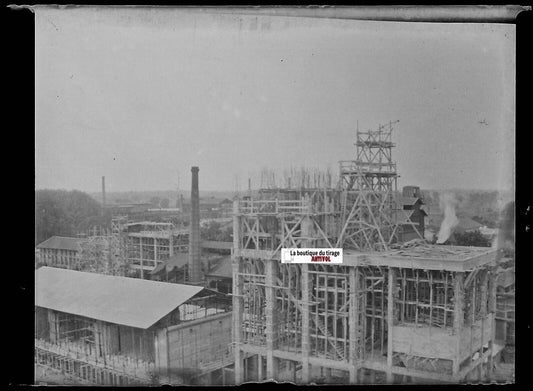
[35,267,203,329]
[205,257,233,279]
[36,236,87,251]
[150,253,189,275]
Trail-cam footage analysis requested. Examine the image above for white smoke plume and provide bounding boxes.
[436,193,459,244]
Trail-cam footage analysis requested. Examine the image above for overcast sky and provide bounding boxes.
[35,8,515,193]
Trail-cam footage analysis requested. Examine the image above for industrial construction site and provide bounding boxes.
[34,123,515,385]
[32,6,516,387]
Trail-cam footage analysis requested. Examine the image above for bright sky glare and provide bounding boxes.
[35,8,515,193]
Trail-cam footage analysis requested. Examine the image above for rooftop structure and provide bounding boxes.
[37,236,87,252]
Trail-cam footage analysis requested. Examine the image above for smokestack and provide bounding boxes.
[178,194,184,212]
[101,176,106,207]
[436,193,459,244]
[188,166,202,283]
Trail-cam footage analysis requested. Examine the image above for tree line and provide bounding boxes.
[35,189,109,245]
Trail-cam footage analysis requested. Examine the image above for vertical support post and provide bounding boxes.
[154,238,158,265]
[301,264,311,383]
[349,267,359,383]
[265,258,277,380]
[169,232,174,257]
[140,239,144,279]
[165,327,171,384]
[387,267,396,383]
[95,320,103,358]
[258,355,264,381]
[486,267,497,380]
[479,269,489,381]
[453,272,465,378]
[232,200,244,385]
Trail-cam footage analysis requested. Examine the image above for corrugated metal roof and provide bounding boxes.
[36,236,86,251]
[150,253,189,275]
[35,267,203,329]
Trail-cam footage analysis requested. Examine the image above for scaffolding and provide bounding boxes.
[74,216,131,276]
[232,122,500,384]
[124,222,189,278]
[337,121,399,251]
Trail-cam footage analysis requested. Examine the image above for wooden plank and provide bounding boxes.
[453,273,464,375]
[301,264,311,383]
[265,259,277,379]
[387,269,395,369]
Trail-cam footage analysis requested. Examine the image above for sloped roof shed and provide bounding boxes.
[35,267,203,329]
[36,236,87,251]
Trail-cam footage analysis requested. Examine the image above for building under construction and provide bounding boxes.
[120,221,189,279]
[35,267,233,386]
[231,123,503,384]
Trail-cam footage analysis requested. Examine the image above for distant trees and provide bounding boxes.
[452,231,491,247]
[472,214,498,229]
[35,189,106,245]
[499,201,515,241]
[201,221,232,241]
[148,196,170,208]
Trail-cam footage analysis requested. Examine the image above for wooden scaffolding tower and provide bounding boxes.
[337,121,399,251]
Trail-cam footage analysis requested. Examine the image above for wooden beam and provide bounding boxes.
[301,264,311,383]
[453,272,464,376]
[265,259,277,379]
[387,268,396,383]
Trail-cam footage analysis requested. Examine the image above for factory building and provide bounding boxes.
[35,267,233,385]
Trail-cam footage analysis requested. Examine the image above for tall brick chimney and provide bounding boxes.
[188,166,202,283]
[101,176,106,207]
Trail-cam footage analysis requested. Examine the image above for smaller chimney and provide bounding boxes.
[101,176,106,207]
[188,167,202,284]
[178,194,184,212]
